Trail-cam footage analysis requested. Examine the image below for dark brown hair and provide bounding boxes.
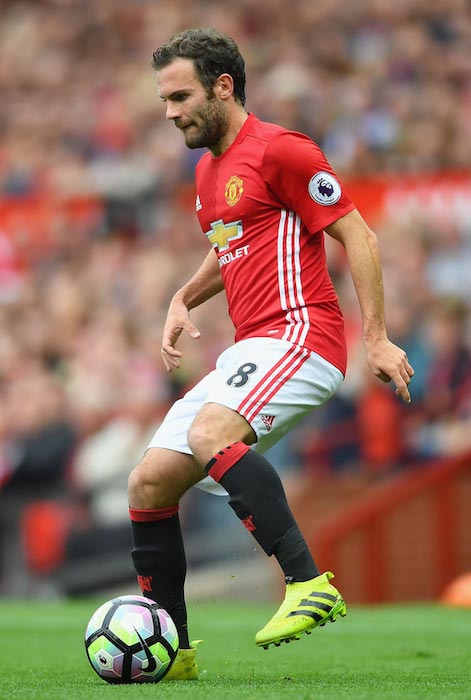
[152,28,246,106]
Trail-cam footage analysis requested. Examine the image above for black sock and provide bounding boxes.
[206,443,319,582]
[129,506,190,648]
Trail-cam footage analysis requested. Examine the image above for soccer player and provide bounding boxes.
[128,28,414,679]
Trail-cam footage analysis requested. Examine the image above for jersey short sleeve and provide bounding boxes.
[262,131,355,234]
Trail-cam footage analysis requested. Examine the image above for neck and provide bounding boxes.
[210,106,248,157]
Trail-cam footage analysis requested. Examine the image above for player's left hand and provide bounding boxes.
[365,338,415,403]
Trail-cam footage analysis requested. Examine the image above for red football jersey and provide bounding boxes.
[195,113,355,375]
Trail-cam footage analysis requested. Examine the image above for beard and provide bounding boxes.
[177,96,229,151]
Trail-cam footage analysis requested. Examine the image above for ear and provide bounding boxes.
[214,73,234,101]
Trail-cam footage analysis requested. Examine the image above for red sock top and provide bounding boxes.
[206,442,250,482]
[129,505,179,522]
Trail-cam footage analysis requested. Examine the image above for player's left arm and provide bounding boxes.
[325,209,414,403]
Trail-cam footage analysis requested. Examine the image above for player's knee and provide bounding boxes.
[127,463,154,508]
[128,458,172,509]
[187,419,216,467]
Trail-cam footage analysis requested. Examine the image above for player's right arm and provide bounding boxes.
[161,248,224,371]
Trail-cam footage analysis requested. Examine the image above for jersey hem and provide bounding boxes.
[233,333,346,377]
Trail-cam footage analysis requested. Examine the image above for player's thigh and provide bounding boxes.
[187,402,256,465]
[145,368,236,496]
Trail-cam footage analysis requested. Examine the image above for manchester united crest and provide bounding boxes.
[225,175,244,206]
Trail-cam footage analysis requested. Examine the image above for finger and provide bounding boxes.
[163,358,173,372]
[160,350,172,372]
[396,387,411,403]
[162,344,182,358]
[405,360,415,377]
[163,356,180,372]
[161,346,182,372]
[394,377,411,403]
[184,323,201,339]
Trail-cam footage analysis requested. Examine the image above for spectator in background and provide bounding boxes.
[0,366,76,593]
[0,366,76,496]
[409,297,471,459]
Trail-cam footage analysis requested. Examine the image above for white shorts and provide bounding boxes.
[148,337,343,493]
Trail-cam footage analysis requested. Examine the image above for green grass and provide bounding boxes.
[0,598,469,700]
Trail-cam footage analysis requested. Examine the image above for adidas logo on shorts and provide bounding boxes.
[260,414,275,431]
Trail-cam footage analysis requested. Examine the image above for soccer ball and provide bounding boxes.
[84,595,179,684]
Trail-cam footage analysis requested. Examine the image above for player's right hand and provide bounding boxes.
[161,300,201,372]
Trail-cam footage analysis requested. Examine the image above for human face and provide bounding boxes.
[157,58,229,152]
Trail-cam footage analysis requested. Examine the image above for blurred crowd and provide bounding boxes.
[0,0,470,593]
[0,0,470,196]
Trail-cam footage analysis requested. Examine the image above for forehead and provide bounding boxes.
[156,58,202,98]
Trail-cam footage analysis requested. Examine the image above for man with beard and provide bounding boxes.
[128,27,414,679]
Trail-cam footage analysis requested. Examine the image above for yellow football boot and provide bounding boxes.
[255,571,347,649]
[164,640,203,680]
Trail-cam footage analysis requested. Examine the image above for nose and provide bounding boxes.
[165,101,180,121]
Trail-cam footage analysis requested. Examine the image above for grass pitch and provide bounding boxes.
[0,598,469,700]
